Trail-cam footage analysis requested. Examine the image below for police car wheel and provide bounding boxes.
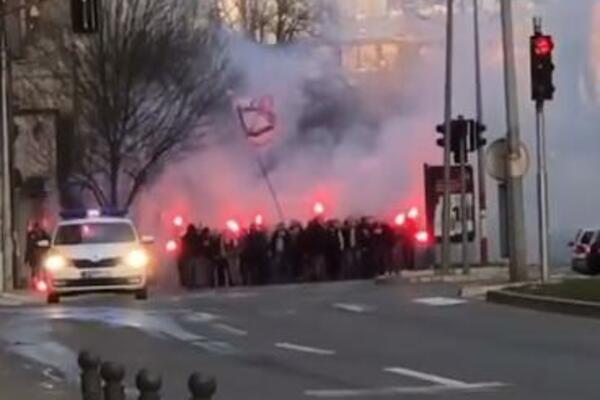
[134,287,148,300]
[47,293,60,304]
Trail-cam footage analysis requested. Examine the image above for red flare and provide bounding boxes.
[226,219,241,233]
[313,202,325,216]
[173,215,184,227]
[394,213,406,226]
[415,230,429,244]
[165,239,178,253]
[407,207,419,220]
[35,279,48,292]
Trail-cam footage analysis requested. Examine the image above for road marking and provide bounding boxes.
[332,303,373,313]
[43,367,64,383]
[213,323,248,336]
[412,297,467,306]
[305,382,507,397]
[183,312,220,323]
[275,342,336,356]
[40,382,55,390]
[192,340,237,355]
[383,367,468,387]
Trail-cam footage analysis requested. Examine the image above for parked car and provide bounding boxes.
[570,228,600,274]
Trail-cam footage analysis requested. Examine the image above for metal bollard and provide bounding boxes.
[136,369,162,400]
[78,350,102,400]
[188,373,217,400]
[100,361,126,400]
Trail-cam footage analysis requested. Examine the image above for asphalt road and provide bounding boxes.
[0,279,599,399]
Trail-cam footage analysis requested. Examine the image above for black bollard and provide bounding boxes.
[78,350,102,400]
[136,369,162,400]
[188,373,217,400]
[100,361,126,400]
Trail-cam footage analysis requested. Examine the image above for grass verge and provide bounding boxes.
[510,279,600,303]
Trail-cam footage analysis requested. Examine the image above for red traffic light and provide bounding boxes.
[533,36,554,56]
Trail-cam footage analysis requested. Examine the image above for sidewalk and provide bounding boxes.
[0,349,77,400]
[376,265,526,285]
[0,290,45,306]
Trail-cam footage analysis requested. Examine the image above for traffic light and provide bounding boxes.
[468,121,487,151]
[530,33,555,101]
[435,119,469,164]
[71,0,100,34]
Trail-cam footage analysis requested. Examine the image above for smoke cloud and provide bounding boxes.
[135,0,600,266]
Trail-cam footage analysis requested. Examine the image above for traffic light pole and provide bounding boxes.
[500,0,528,281]
[533,18,550,282]
[535,100,549,282]
[459,132,469,274]
[473,0,489,266]
[441,0,455,274]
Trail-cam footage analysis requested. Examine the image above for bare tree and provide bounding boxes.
[56,0,227,208]
[217,0,322,44]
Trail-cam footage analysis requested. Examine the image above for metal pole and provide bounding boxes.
[442,0,454,273]
[460,129,469,274]
[533,18,549,282]
[255,154,285,223]
[500,0,528,281]
[0,0,13,291]
[536,102,549,282]
[473,0,488,266]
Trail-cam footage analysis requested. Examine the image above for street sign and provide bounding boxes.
[424,164,475,243]
[486,138,530,181]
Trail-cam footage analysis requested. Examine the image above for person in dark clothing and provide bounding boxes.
[210,231,231,288]
[241,224,270,285]
[178,224,199,288]
[304,217,328,281]
[287,221,304,282]
[371,222,396,277]
[325,220,344,280]
[270,223,290,283]
[402,217,418,270]
[343,219,360,279]
[357,218,374,278]
[25,222,50,282]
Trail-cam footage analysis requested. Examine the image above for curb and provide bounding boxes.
[486,289,600,319]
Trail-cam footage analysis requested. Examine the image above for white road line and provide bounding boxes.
[213,323,248,336]
[183,312,220,323]
[275,342,336,356]
[412,297,467,306]
[42,367,63,383]
[332,303,373,313]
[384,367,468,387]
[305,382,507,397]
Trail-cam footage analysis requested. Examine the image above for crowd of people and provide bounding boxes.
[176,215,427,289]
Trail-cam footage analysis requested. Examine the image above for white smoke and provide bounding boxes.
[135,0,600,266]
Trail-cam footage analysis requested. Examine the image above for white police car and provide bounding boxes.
[39,210,153,304]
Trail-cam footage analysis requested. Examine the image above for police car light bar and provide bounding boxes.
[59,208,128,220]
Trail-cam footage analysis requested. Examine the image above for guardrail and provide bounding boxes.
[78,350,217,400]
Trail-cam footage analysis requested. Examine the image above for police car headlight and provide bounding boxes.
[44,254,67,271]
[125,249,149,268]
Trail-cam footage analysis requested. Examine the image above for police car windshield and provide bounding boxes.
[54,222,135,245]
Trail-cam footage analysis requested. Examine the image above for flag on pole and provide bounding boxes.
[235,95,277,145]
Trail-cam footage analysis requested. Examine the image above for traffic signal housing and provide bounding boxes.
[71,0,100,34]
[436,118,470,164]
[530,33,555,102]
